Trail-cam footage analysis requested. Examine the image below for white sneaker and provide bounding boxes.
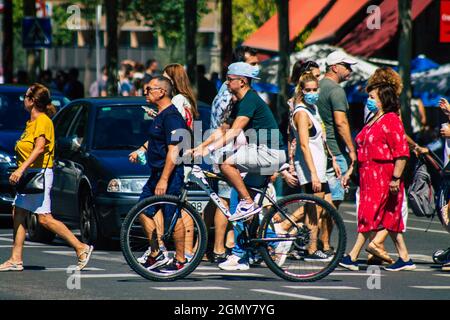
[273,223,293,267]
[137,247,152,264]
[229,200,262,222]
[218,254,250,271]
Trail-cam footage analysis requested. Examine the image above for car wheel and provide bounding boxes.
[79,189,105,246]
[26,213,55,244]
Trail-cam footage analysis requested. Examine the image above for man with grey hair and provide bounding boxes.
[128,76,188,272]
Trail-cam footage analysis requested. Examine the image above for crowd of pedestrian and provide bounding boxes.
[2,46,449,274]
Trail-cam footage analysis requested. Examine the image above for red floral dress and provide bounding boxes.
[355,112,410,233]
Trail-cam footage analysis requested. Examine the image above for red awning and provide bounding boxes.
[305,0,370,45]
[337,0,433,57]
[243,0,332,52]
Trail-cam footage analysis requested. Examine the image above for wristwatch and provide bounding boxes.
[391,175,401,181]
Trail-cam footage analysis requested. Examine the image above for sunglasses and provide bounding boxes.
[144,87,165,94]
[226,76,242,82]
[338,63,352,71]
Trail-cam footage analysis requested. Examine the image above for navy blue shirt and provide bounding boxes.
[147,105,187,169]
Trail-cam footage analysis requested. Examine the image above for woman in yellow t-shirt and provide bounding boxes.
[0,83,93,272]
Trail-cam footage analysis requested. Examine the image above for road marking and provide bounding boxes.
[0,236,46,246]
[331,272,384,276]
[192,272,265,277]
[284,286,359,290]
[153,287,230,291]
[73,274,141,279]
[434,274,450,277]
[196,266,221,270]
[408,254,433,263]
[251,289,326,300]
[43,250,109,255]
[0,245,68,249]
[410,286,450,290]
[44,267,105,272]
[406,226,448,234]
[0,234,13,236]
[43,251,125,263]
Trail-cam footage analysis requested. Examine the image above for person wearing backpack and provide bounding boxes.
[340,68,416,272]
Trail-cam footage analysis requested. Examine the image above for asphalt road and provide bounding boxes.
[0,202,449,301]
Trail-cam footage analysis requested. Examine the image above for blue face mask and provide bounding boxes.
[304,92,319,105]
[366,98,379,113]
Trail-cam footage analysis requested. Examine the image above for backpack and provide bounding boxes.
[408,160,436,218]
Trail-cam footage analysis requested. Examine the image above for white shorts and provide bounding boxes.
[13,169,53,214]
[226,144,286,176]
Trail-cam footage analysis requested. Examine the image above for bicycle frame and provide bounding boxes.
[173,165,302,243]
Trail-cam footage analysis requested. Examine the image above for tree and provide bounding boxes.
[232,0,276,46]
[105,0,118,95]
[276,0,289,123]
[129,0,209,61]
[3,0,14,83]
[398,0,412,136]
[185,0,198,89]
[23,0,37,82]
[221,0,232,80]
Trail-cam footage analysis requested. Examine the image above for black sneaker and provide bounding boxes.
[144,251,171,270]
[160,259,187,273]
[208,252,229,264]
[304,250,332,262]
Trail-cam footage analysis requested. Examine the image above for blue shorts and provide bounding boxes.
[139,167,184,223]
[326,154,348,201]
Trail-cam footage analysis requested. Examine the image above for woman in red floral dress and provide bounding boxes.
[340,74,416,271]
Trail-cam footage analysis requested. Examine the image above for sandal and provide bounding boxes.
[76,245,94,271]
[0,260,24,272]
[365,242,394,264]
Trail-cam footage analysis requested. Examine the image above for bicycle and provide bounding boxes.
[120,164,347,281]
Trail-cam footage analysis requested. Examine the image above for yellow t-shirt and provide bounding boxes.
[15,113,54,168]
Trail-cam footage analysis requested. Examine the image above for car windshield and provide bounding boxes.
[0,92,67,130]
[93,105,155,150]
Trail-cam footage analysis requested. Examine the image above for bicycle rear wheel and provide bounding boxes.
[258,193,346,282]
[120,195,207,281]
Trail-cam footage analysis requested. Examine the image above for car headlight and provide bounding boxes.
[0,152,12,164]
[107,178,147,193]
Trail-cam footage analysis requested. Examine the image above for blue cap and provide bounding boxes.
[227,62,260,80]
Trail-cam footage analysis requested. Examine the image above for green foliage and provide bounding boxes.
[129,0,210,57]
[232,0,277,46]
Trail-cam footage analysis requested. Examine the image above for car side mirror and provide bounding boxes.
[57,136,81,153]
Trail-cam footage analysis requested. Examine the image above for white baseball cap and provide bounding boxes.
[326,51,357,66]
[227,62,260,80]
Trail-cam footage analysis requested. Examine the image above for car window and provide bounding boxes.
[54,104,82,137]
[66,106,89,147]
[93,105,153,150]
[0,93,30,130]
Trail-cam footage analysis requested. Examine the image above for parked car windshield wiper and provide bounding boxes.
[94,145,141,150]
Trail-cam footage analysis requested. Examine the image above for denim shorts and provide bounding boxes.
[326,154,348,201]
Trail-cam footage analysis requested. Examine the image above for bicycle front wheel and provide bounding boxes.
[258,193,346,282]
[120,195,207,281]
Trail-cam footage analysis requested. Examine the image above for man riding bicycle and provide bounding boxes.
[191,62,286,221]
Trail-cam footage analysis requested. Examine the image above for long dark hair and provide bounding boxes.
[28,83,56,117]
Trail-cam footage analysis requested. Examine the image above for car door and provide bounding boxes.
[52,103,87,221]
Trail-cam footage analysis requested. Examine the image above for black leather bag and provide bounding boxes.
[14,151,50,194]
[15,171,45,194]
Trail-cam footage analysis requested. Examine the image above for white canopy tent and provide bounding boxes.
[256,44,378,88]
